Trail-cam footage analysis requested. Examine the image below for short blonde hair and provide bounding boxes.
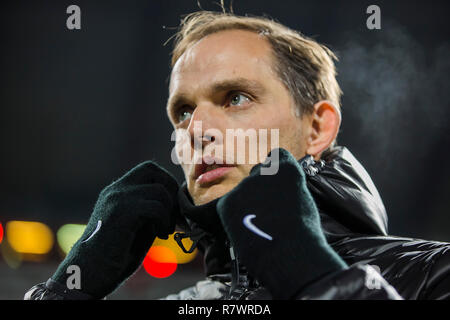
[169,10,342,118]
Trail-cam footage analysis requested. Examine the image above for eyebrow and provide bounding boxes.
[208,78,267,97]
[167,78,266,119]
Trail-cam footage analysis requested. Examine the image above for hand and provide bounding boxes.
[216,148,347,299]
[50,161,179,299]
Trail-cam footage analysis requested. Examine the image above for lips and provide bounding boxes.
[194,156,235,185]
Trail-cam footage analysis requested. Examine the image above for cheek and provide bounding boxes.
[172,131,194,180]
[279,117,309,159]
[174,128,192,162]
[263,108,308,159]
[220,105,305,162]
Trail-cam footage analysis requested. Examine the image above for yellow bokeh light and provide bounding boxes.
[6,221,54,254]
[153,232,198,264]
[56,224,86,255]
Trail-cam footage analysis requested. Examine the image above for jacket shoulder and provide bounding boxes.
[330,235,450,299]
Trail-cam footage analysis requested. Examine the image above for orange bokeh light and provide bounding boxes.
[143,246,177,278]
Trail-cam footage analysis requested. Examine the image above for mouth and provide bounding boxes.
[194,157,235,186]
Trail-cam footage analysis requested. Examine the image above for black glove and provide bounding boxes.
[49,161,179,299]
[216,148,347,299]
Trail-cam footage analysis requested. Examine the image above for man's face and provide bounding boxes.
[167,29,311,205]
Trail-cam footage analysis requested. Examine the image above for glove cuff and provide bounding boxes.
[45,278,95,300]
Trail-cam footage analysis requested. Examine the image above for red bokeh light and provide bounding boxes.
[0,222,3,244]
[143,246,177,278]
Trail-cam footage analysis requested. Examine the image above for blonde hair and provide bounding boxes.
[169,10,342,118]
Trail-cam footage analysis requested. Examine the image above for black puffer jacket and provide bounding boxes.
[25,146,449,300]
[162,146,449,300]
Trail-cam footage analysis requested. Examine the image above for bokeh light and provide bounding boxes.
[56,224,86,255]
[1,238,23,269]
[142,232,199,279]
[143,246,177,278]
[6,221,54,254]
[0,222,3,244]
[152,232,198,264]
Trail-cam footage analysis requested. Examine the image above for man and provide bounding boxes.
[25,10,449,300]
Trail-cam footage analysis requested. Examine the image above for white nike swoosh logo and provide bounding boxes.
[243,214,273,241]
[81,220,102,243]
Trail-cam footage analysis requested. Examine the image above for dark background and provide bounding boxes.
[0,0,449,299]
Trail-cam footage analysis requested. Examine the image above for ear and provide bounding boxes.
[305,100,341,158]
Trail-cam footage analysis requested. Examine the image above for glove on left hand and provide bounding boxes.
[217,148,347,299]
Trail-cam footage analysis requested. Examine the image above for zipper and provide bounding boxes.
[174,229,206,253]
[174,230,244,300]
[226,240,242,299]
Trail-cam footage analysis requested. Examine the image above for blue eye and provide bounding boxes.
[179,110,192,123]
[230,93,251,106]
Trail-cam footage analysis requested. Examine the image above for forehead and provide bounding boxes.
[169,29,276,94]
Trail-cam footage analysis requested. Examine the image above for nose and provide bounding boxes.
[186,104,221,150]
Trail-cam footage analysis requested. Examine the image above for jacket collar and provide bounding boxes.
[308,146,388,237]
